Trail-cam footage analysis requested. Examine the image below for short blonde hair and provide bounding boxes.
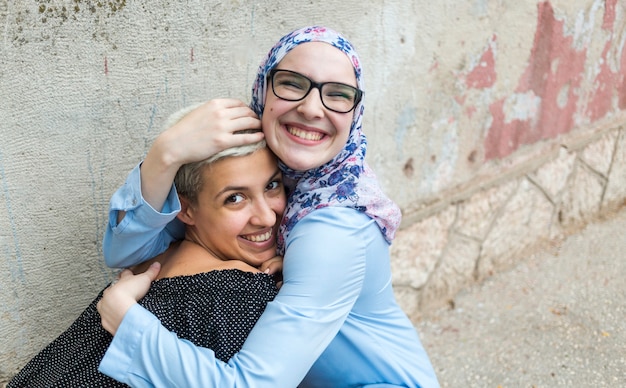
[166,103,266,204]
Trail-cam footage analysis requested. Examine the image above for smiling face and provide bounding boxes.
[180,147,286,267]
[262,42,357,171]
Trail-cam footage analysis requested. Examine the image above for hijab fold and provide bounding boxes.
[250,26,401,254]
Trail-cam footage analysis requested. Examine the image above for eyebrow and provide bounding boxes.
[214,168,281,200]
[274,68,358,87]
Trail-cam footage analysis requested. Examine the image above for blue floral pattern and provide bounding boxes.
[250,26,401,254]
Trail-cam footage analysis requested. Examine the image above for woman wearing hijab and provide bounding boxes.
[98,26,439,387]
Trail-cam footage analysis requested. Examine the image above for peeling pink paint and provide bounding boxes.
[465,35,497,89]
[445,0,626,161]
[619,38,626,110]
[487,99,523,158]
[485,1,587,160]
[602,0,616,30]
[587,42,615,121]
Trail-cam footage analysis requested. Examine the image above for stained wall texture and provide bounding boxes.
[1,0,625,381]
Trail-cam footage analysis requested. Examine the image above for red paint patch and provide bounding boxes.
[466,36,497,89]
[485,99,530,158]
[583,0,621,117]
[587,42,615,121]
[485,1,587,160]
[602,0,616,31]
[619,39,626,109]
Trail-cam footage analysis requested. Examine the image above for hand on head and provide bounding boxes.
[97,262,161,335]
[138,99,264,214]
[154,99,264,168]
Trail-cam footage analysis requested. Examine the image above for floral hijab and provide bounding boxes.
[250,26,401,254]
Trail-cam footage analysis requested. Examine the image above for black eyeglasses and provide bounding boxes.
[268,69,363,113]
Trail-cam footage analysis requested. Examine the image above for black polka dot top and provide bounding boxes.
[8,270,278,387]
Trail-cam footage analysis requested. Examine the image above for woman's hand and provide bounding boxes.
[153,99,263,167]
[138,99,264,214]
[259,255,284,288]
[97,262,161,335]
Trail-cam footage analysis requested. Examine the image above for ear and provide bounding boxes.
[176,195,197,226]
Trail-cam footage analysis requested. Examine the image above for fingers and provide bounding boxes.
[208,107,262,135]
[206,98,251,109]
[262,261,282,276]
[259,256,283,275]
[97,263,161,336]
[229,130,265,146]
[119,262,160,298]
[177,100,262,144]
[206,100,261,132]
[147,98,263,170]
[197,99,259,124]
[260,256,284,289]
[118,268,133,279]
[143,262,161,281]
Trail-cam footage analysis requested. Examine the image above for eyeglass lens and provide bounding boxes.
[271,70,360,113]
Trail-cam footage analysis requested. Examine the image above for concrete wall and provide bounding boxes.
[1,0,625,381]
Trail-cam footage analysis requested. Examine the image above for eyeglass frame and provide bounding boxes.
[267,69,363,114]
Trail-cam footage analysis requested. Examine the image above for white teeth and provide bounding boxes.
[287,126,323,141]
[243,230,272,242]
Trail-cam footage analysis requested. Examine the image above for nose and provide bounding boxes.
[296,87,325,119]
[250,197,277,227]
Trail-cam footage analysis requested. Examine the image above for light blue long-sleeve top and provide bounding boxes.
[100,164,439,387]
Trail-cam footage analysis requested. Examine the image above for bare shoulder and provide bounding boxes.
[214,259,261,274]
[154,241,260,278]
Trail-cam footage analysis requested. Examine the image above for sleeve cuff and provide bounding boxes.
[98,304,160,382]
[109,163,181,233]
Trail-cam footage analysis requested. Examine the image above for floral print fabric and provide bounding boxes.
[250,26,402,253]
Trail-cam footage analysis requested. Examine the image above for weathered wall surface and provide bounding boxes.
[1,0,625,381]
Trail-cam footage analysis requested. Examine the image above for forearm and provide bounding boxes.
[139,132,184,213]
[99,210,366,386]
[100,296,347,387]
[99,304,301,387]
[103,214,182,268]
[103,164,183,268]
[139,99,263,212]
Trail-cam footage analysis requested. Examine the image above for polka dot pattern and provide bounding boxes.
[8,270,278,387]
